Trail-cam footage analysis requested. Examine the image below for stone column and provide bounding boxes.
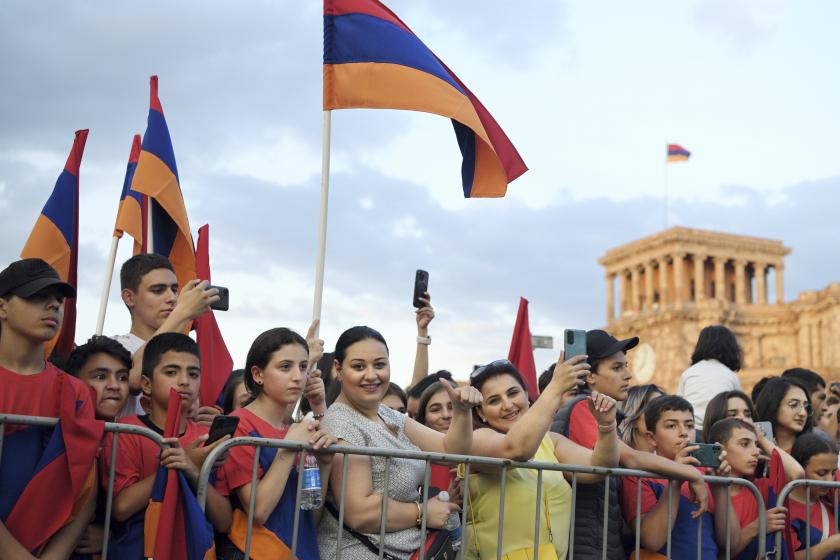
[714,256,726,301]
[606,273,615,321]
[658,258,669,306]
[694,253,706,301]
[644,262,654,311]
[775,262,785,303]
[673,252,685,306]
[734,259,747,304]
[630,266,641,312]
[755,262,767,304]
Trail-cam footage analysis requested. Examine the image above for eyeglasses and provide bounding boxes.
[470,359,513,380]
[786,400,812,414]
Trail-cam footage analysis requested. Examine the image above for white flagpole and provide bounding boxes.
[94,236,121,335]
[311,110,332,336]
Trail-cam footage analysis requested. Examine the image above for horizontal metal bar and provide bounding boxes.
[0,414,167,447]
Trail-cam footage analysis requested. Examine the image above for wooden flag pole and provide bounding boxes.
[311,110,332,336]
[94,236,121,335]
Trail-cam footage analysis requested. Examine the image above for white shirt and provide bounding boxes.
[111,333,147,418]
[677,359,741,431]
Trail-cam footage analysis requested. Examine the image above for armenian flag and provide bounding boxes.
[20,129,88,359]
[144,389,216,560]
[666,144,691,162]
[130,76,197,288]
[508,297,539,400]
[323,0,527,198]
[113,134,148,255]
[194,224,234,407]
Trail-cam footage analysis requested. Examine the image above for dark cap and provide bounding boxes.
[586,329,638,362]
[0,258,76,299]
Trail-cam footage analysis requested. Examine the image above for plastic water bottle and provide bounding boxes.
[300,453,322,510]
[437,491,462,550]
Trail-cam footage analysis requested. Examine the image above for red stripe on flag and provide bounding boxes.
[508,297,538,400]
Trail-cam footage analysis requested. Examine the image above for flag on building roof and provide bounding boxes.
[20,129,88,359]
[323,0,527,198]
[666,144,691,162]
[130,76,197,288]
[113,134,148,255]
[508,297,539,400]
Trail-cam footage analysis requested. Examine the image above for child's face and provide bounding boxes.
[722,427,760,477]
[252,343,309,406]
[726,397,754,423]
[648,409,695,459]
[804,452,838,498]
[142,350,201,414]
[78,352,130,420]
[588,351,633,401]
[0,288,65,343]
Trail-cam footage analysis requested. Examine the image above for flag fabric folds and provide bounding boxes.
[195,224,234,407]
[130,75,197,288]
[1,374,103,553]
[666,144,691,162]
[20,129,88,359]
[323,0,527,198]
[144,389,216,560]
[113,134,148,255]
[508,297,539,400]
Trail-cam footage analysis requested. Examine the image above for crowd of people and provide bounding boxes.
[1,254,839,560]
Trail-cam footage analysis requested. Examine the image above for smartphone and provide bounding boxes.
[689,443,722,469]
[754,421,774,443]
[563,329,587,360]
[209,285,229,311]
[754,457,770,479]
[412,270,429,308]
[204,414,239,446]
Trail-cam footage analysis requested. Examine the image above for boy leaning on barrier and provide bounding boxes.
[0,258,97,559]
[706,417,804,560]
[621,395,740,560]
[100,332,231,556]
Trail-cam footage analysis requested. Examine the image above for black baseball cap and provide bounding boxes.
[0,258,76,299]
[586,329,639,363]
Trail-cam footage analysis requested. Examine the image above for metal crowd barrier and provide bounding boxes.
[0,413,168,560]
[196,437,767,560]
[774,479,840,560]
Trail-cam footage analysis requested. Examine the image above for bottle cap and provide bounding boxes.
[438,491,450,502]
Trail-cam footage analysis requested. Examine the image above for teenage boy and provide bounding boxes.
[621,395,740,560]
[102,332,230,556]
[707,417,804,560]
[114,254,218,416]
[0,258,97,558]
[65,336,132,420]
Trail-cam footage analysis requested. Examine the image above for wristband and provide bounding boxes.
[312,412,326,420]
[416,335,431,345]
[414,501,423,526]
[597,421,617,433]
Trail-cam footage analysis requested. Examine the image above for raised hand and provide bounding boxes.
[587,391,618,426]
[304,368,327,409]
[442,382,483,413]
[416,293,434,332]
[548,352,590,396]
[173,279,219,321]
[306,319,325,371]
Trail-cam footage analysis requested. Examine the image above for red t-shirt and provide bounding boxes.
[100,414,207,496]
[566,398,599,449]
[217,408,288,497]
[731,449,787,529]
[621,471,716,522]
[787,496,839,553]
[0,363,94,432]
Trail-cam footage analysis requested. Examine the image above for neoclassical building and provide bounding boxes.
[600,227,840,391]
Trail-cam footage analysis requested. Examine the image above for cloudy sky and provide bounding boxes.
[2,0,838,386]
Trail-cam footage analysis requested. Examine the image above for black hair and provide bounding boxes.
[470,360,530,429]
[755,377,813,435]
[701,390,758,444]
[244,328,308,396]
[65,335,132,377]
[644,395,694,434]
[538,363,555,394]
[792,431,838,469]
[707,417,756,447]
[415,380,457,427]
[751,376,774,404]
[220,369,247,414]
[782,368,826,396]
[690,324,742,371]
[408,370,453,400]
[120,253,175,292]
[142,332,200,378]
[334,326,388,366]
[382,382,408,414]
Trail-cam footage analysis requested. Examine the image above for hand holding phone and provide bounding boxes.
[689,443,722,469]
[563,329,587,361]
[209,285,229,311]
[754,421,775,443]
[205,415,240,446]
[412,270,429,308]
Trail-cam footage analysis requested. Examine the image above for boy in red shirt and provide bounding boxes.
[0,258,97,558]
[101,332,230,556]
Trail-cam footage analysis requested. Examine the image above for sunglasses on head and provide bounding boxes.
[470,359,513,380]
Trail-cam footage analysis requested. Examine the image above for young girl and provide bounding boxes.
[217,328,335,560]
[788,433,840,560]
[756,378,813,453]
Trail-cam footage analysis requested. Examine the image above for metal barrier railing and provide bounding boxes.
[774,479,840,560]
[0,413,167,560]
[196,436,767,560]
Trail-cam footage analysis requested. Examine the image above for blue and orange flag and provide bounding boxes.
[20,129,88,359]
[130,76,197,288]
[666,144,691,162]
[113,134,149,255]
[0,374,103,553]
[144,389,215,560]
[194,224,234,407]
[323,0,527,198]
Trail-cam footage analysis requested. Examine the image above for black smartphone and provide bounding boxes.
[690,443,722,469]
[209,285,229,312]
[563,329,587,360]
[754,457,770,479]
[204,414,239,446]
[412,270,429,308]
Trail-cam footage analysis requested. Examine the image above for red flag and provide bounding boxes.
[508,297,538,400]
[194,224,233,407]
